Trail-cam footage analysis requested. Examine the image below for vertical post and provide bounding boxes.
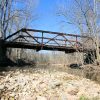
[65,40,66,47]
[64,35,66,47]
[41,32,43,49]
[76,36,78,48]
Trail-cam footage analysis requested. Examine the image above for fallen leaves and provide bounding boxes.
[0,67,100,100]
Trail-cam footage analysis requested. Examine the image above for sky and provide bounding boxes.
[30,0,80,35]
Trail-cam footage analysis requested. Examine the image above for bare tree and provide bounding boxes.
[0,0,39,61]
[57,0,100,63]
[0,0,38,38]
[0,0,12,39]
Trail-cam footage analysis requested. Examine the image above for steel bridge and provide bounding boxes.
[4,28,94,53]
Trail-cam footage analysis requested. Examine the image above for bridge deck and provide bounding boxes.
[5,41,78,53]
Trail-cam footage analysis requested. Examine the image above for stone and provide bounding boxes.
[68,88,79,95]
[0,85,4,90]
[9,93,16,97]
[36,96,47,100]
[50,81,62,89]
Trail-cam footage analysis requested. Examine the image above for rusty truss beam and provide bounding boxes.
[4,28,93,53]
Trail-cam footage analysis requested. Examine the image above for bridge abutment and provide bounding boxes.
[0,39,7,66]
[84,51,96,64]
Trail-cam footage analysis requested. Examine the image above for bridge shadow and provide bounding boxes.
[0,58,36,72]
[15,59,35,67]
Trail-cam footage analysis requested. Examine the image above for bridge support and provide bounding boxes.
[84,51,96,64]
[0,39,7,66]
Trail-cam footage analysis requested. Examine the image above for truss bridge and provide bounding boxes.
[4,28,94,53]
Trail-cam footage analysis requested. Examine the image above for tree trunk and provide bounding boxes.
[95,36,100,64]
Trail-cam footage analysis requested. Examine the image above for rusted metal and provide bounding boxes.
[21,28,90,38]
[4,28,93,53]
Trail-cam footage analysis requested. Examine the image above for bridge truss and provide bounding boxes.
[4,28,94,53]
